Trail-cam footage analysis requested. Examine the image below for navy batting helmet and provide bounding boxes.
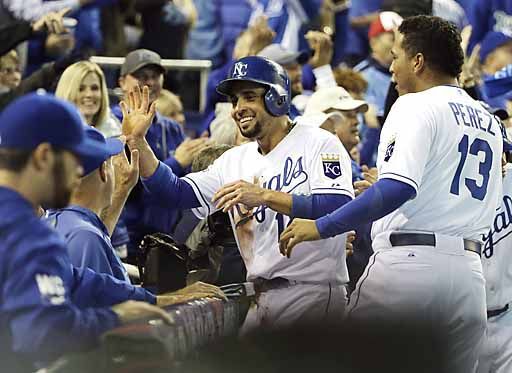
[216,56,291,117]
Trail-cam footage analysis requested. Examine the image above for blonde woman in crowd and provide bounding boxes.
[56,61,122,138]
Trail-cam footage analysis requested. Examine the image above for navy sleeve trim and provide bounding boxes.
[379,172,419,191]
[183,176,211,216]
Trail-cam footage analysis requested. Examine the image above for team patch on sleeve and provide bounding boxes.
[36,273,66,305]
[384,138,396,162]
[321,153,342,179]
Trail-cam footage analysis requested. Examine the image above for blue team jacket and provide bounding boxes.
[46,206,130,283]
[0,187,155,370]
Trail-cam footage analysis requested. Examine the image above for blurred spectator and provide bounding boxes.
[25,21,75,76]
[354,11,401,119]
[0,50,21,93]
[295,111,344,135]
[100,0,134,57]
[332,68,379,166]
[257,0,323,53]
[261,31,337,116]
[113,49,209,257]
[479,31,512,110]
[156,89,186,131]
[333,67,368,99]
[135,0,195,60]
[55,61,122,138]
[353,11,401,167]
[467,0,512,53]
[480,31,512,76]
[0,0,104,22]
[258,43,310,118]
[305,86,367,163]
[0,51,85,111]
[345,0,383,66]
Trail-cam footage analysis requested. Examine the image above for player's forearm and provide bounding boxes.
[315,179,416,238]
[100,190,129,236]
[262,190,293,216]
[128,138,159,178]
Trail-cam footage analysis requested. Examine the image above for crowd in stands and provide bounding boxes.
[2,0,512,370]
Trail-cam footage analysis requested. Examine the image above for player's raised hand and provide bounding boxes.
[306,30,333,68]
[174,137,211,168]
[279,218,321,258]
[112,142,139,194]
[32,8,69,34]
[212,178,266,213]
[121,85,156,140]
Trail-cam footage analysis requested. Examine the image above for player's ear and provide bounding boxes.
[99,161,108,183]
[412,52,425,74]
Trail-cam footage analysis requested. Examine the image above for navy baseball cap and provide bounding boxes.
[81,126,124,176]
[0,92,122,174]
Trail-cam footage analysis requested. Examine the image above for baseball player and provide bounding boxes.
[122,57,355,331]
[279,16,503,373]
[477,126,512,373]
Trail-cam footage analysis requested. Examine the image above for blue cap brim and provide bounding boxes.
[71,136,124,176]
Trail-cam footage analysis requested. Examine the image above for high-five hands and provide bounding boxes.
[120,85,156,140]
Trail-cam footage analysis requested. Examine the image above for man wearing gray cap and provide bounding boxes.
[113,49,209,257]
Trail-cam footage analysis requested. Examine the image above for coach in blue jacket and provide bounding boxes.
[46,126,132,281]
[0,93,223,371]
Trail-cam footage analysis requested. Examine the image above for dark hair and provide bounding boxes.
[0,146,64,172]
[398,15,464,77]
[0,148,33,171]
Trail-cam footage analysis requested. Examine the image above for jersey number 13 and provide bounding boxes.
[450,134,493,201]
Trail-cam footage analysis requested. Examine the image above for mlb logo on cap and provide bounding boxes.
[232,62,248,78]
[321,153,342,179]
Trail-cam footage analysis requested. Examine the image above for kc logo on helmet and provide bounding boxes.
[233,62,248,78]
[321,153,342,179]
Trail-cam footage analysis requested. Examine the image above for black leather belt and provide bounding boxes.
[487,304,509,319]
[389,232,481,257]
[253,277,291,294]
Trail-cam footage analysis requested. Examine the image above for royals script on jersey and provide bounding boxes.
[482,166,512,310]
[372,85,503,241]
[184,124,354,283]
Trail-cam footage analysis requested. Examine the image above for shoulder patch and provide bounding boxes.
[321,153,342,179]
[384,137,396,162]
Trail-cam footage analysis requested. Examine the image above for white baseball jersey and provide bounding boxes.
[183,124,354,284]
[482,166,512,310]
[372,85,503,241]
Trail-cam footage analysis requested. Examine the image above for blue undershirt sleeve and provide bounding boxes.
[141,161,201,209]
[291,194,352,219]
[163,156,186,177]
[315,179,416,238]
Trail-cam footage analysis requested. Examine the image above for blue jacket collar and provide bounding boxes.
[60,205,109,236]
